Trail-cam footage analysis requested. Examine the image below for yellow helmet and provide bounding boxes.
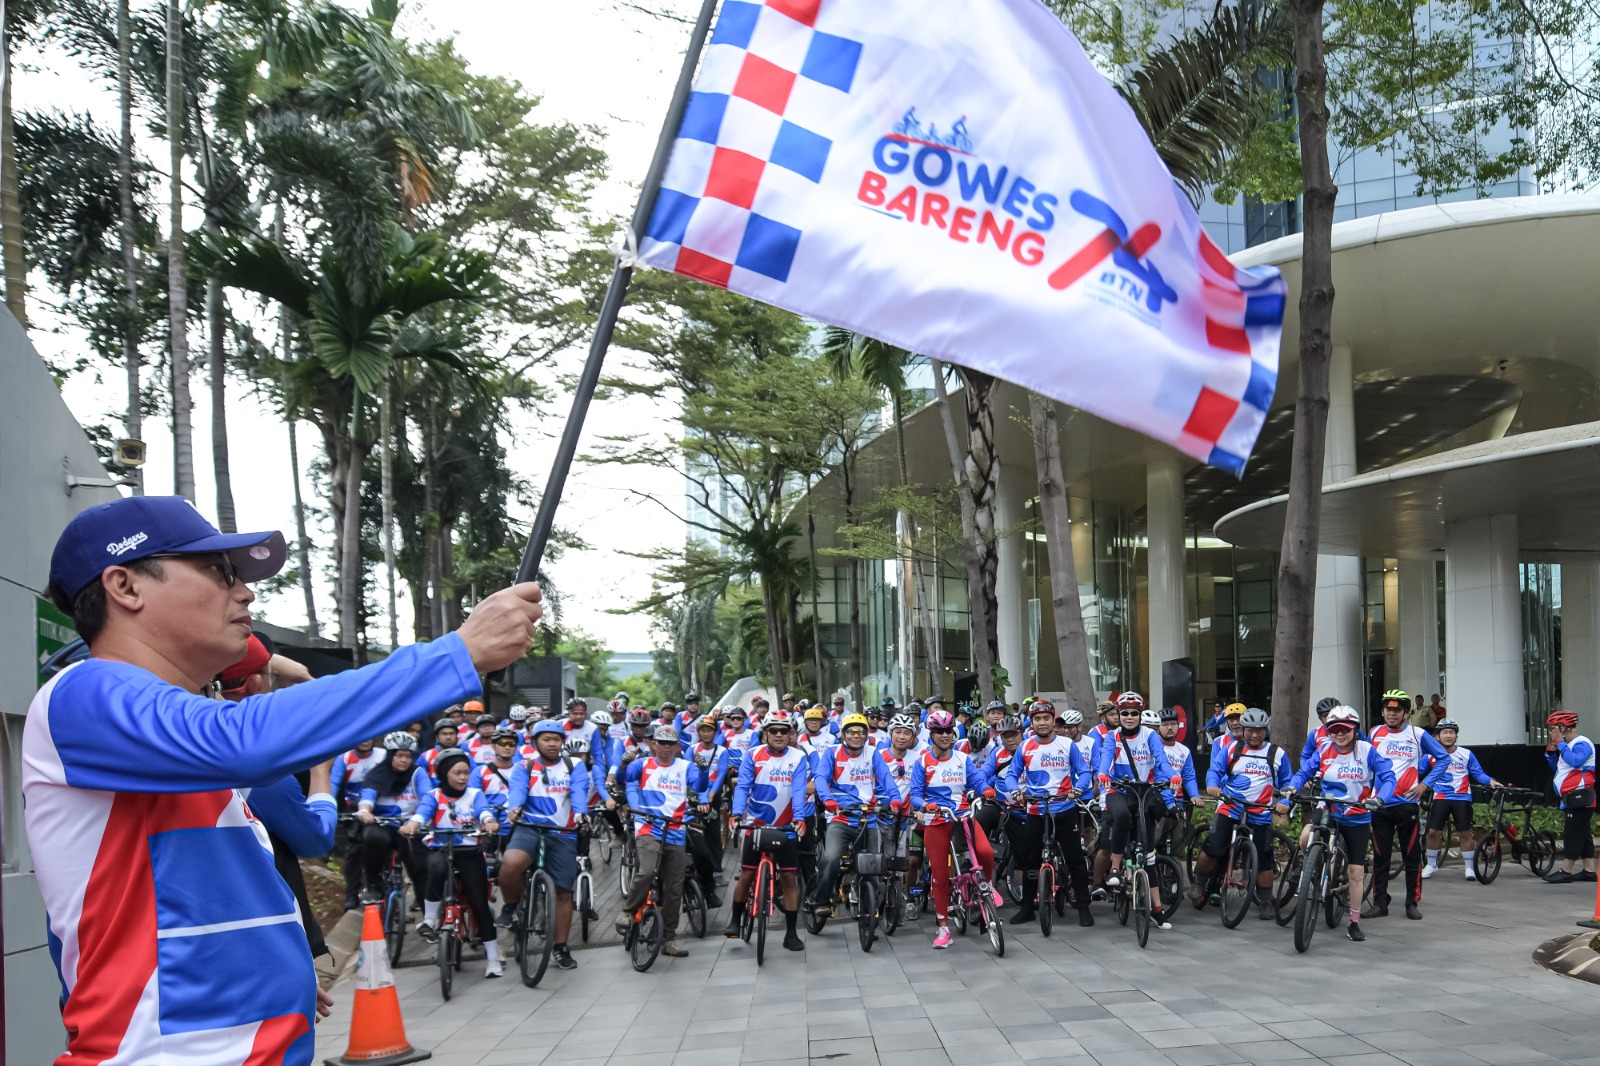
[840,712,870,731]
[803,707,826,721]
[1224,702,1248,718]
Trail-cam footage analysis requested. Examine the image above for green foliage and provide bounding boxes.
[617,671,664,710]
[554,626,618,696]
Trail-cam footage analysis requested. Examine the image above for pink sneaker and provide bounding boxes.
[932,926,953,949]
[990,886,1004,908]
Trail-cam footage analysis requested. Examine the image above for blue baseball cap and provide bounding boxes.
[50,496,286,599]
[531,721,566,738]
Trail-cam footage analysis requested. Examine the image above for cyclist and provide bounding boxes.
[590,707,614,761]
[1210,702,1248,759]
[464,713,498,764]
[565,698,606,778]
[498,719,592,972]
[332,738,382,909]
[1094,694,1180,889]
[880,711,924,911]
[798,705,836,750]
[1420,718,1501,880]
[807,712,898,919]
[1001,700,1094,927]
[403,748,502,976]
[1193,707,1290,919]
[726,709,811,951]
[689,714,730,882]
[1543,710,1597,883]
[477,728,520,844]
[1364,690,1448,920]
[676,692,704,743]
[1301,696,1349,767]
[1282,706,1397,942]
[1157,708,1201,810]
[616,724,703,958]
[355,731,431,906]
[607,708,655,783]
[910,709,1001,948]
[1091,700,1118,754]
[1202,698,1227,740]
[420,720,460,785]
[502,703,528,733]
[865,705,889,746]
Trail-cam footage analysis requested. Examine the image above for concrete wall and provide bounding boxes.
[0,308,120,1062]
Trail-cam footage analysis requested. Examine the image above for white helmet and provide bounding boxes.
[1326,706,1361,728]
[590,709,613,727]
[1140,708,1162,727]
[888,713,917,732]
[508,704,528,722]
[1060,709,1084,726]
[383,730,417,752]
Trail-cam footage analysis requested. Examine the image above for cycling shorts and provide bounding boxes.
[741,829,800,871]
[1202,813,1274,867]
[1333,821,1371,863]
[507,824,578,890]
[1426,799,1473,833]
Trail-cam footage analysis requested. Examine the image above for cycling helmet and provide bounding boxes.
[986,700,1007,713]
[1060,709,1084,726]
[695,714,717,730]
[1314,696,1340,718]
[463,699,484,713]
[1158,706,1179,723]
[925,710,956,731]
[840,712,870,732]
[433,720,459,736]
[762,710,794,731]
[1139,708,1161,726]
[1224,702,1247,718]
[475,714,495,728]
[997,715,1024,733]
[658,701,677,715]
[1115,691,1146,710]
[508,704,528,722]
[683,692,702,704]
[433,747,470,781]
[797,698,813,710]
[384,730,417,752]
[650,724,680,743]
[613,691,630,704]
[904,700,925,717]
[491,728,518,743]
[1548,710,1580,729]
[1380,689,1411,710]
[1027,699,1056,717]
[567,697,588,711]
[531,720,566,738]
[881,697,898,710]
[561,738,589,758]
[924,694,946,707]
[888,713,917,732]
[625,707,653,727]
[1325,706,1360,729]
[1239,708,1270,730]
[590,709,613,727]
[803,707,825,721]
[1435,718,1460,732]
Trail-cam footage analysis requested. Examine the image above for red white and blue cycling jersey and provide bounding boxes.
[1549,734,1597,808]
[1289,740,1398,824]
[564,719,606,772]
[1163,741,1201,805]
[330,747,381,808]
[22,636,478,1066]
[980,744,1018,800]
[411,787,493,847]
[815,745,898,825]
[1094,726,1177,789]
[879,747,917,804]
[626,757,704,845]
[419,744,452,786]
[909,749,986,826]
[607,732,652,782]
[476,762,516,834]
[1424,747,1492,800]
[1001,735,1091,814]
[733,744,812,828]
[1207,742,1292,826]
[688,740,729,794]
[797,726,838,752]
[358,765,430,819]
[508,755,593,834]
[1369,723,1449,805]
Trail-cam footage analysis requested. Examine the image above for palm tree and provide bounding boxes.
[118,0,143,493]
[166,0,196,501]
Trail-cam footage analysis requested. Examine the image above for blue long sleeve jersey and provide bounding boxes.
[246,776,338,857]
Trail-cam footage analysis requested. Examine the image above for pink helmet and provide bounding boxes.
[925,710,956,731]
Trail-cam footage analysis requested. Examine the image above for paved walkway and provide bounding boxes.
[315,858,1600,1066]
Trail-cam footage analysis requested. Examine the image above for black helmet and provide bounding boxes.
[881,697,898,710]
[475,714,496,727]
[683,692,702,704]
[1158,707,1179,722]
[567,697,588,710]
[1314,696,1340,718]
[985,700,1007,713]
[997,715,1024,733]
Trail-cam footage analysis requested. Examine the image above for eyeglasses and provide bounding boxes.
[766,727,792,735]
[147,552,238,588]
[929,728,955,736]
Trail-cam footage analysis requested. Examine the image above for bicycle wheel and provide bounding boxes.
[1477,831,1503,884]
[857,878,878,952]
[1529,830,1558,877]
[631,905,663,972]
[1220,837,1256,929]
[596,819,615,865]
[754,867,771,966]
[803,874,829,935]
[1038,866,1055,937]
[684,878,707,938]
[1326,856,1351,929]
[384,885,407,967]
[1293,844,1325,954]
[1133,867,1152,949]
[951,883,969,934]
[519,870,555,989]
[1115,875,1131,926]
[1150,854,1184,926]
[884,881,904,936]
[1185,818,1211,881]
[981,886,1005,957]
[437,924,454,1001]
[619,836,639,896]
[1273,842,1301,926]
[576,874,592,944]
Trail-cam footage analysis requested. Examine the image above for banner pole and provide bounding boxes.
[511,0,721,586]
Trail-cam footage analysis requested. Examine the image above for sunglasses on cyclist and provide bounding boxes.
[929,727,955,736]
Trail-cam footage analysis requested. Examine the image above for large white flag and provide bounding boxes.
[637,0,1288,474]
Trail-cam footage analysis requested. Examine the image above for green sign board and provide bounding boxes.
[36,597,76,689]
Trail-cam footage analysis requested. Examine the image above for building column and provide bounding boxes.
[1561,563,1600,737]
[1397,558,1440,704]
[1147,452,1188,704]
[1310,345,1364,712]
[994,465,1027,704]
[1444,515,1524,745]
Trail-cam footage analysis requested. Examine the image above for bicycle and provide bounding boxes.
[682,815,711,939]
[1103,780,1175,949]
[803,804,883,952]
[573,825,597,944]
[508,821,560,988]
[428,827,495,1001]
[622,813,681,972]
[1477,785,1558,883]
[1015,789,1082,938]
[341,815,412,966]
[1204,791,1277,929]
[618,810,640,896]
[931,803,1004,957]
[878,813,911,938]
[737,821,792,966]
[1286,783,1377,953]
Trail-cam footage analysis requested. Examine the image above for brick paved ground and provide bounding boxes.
[317,851,1600,1066]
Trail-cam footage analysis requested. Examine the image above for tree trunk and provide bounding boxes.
[1270,0,1338,760]
[286,409,319,638]
[117,0,142,494]
[929,358,996,706]
[892,394,914,699]
[423,402,443,640]
[1,16,24,329]
[208,279,235,530]
[763,584,784,689]
[1028,393,1097,710]
[380,381,398,649]
[166,0,195,501]
[337,413,367,652]
[805,472,826,697]
[843,459,865,713]
[960,369,1003,691]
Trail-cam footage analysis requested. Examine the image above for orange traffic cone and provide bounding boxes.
[1579,874,1600,931]
[323,905,432,1065]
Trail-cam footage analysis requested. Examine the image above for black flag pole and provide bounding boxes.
[511,0,722,587]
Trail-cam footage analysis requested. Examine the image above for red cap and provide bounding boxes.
[220,635,271,687]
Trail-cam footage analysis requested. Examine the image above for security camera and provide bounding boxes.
[114,439,147,469]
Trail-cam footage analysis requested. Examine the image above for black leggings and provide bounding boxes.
[359,824,427,894]
[1564,805,1596,861]
[1371,804,1422,906]
[1014,810,1090,906]
[1106,789,1167,856]
[425,847,495,938]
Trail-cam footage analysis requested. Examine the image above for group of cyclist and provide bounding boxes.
[330,684,1597,979]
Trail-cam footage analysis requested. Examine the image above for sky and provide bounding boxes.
[21,0,705,653]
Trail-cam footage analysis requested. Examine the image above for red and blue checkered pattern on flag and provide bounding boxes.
[639,0,1288,475]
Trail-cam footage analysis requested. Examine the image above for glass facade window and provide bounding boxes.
[1521,563,1561,744]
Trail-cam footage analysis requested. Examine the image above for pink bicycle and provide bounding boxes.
[932,804,1005,956]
